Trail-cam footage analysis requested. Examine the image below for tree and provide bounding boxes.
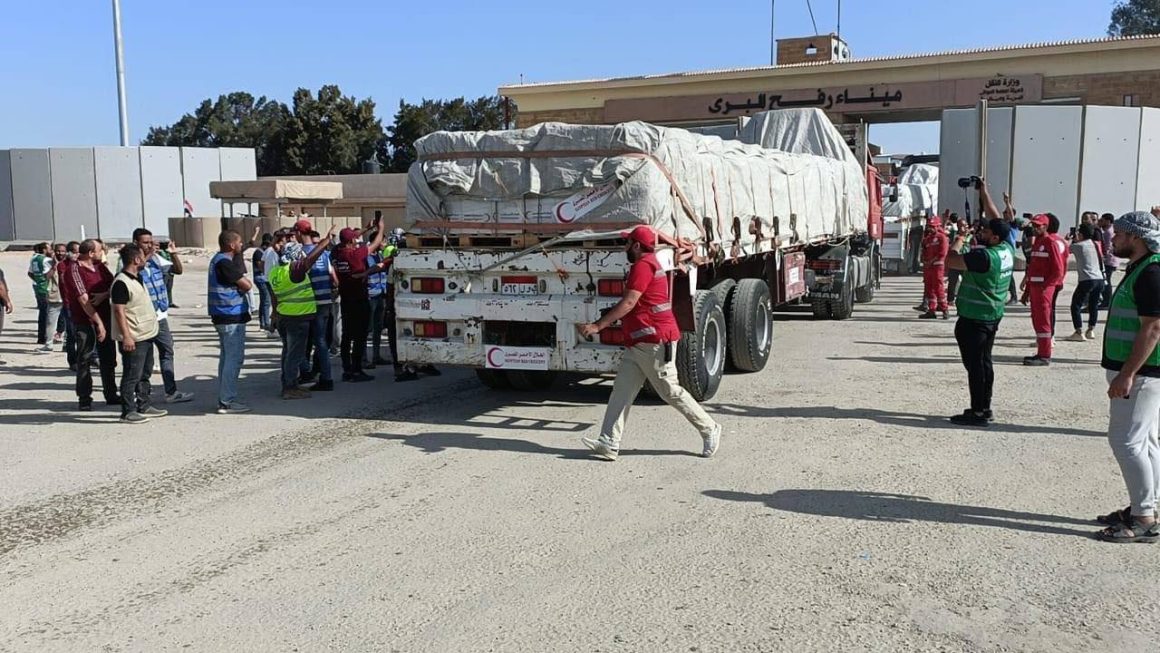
[1108,0,1160,36]
[383,96,510,172]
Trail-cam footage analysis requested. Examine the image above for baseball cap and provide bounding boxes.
[927,216,942,228]
[339,227,358,243]
[621,225,658,252]
[293,219,313,232]
[1029,214,1049,227]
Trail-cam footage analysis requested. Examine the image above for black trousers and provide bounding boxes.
[340,298,370,375]
[75,323,118,406]
[118,339,155,417]
[946,270,961,303]
[955,317,999,413]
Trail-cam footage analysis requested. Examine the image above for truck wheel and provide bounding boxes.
[728,279,773,372]
[830,283,855,320]
[854,282,875,303]
[676,290,726,402]
[810,296,831,319]
[506,370,558,391]
[711,279,738,372]
[475,368,511,390]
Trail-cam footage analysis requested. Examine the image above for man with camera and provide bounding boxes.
[945,177,1016,427]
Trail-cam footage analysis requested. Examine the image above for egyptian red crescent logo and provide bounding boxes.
[486,347,505,368]
[555,202,577,224]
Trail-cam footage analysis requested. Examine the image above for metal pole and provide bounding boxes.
[112,0,130,146]
[837,0,841,42]
[770,0,776,65]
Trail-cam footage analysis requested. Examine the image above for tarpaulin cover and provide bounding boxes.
[406,109,867,249]
[883,163,939,220]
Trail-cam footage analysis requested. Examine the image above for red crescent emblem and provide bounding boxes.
[486,347,504,368]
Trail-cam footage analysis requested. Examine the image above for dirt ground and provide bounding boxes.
[0,250,1154,652]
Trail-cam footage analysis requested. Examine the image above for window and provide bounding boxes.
[1123,94,1136,107]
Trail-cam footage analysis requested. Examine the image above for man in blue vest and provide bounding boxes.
[208,230,253,414]
[1095,211,1160,542]
[133,228,194,404]
[292,220,337,391]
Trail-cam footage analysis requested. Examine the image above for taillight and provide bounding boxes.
[807,259,842,271]
[411,277,445,293]
[599,329,626,346]
[414,321,448,339]
[597,279,625,296]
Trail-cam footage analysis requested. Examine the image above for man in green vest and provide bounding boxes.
[945,218,1015,427]
[270,226,335,400]
[1094,211,1160,543]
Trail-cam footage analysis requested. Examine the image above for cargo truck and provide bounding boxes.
[392,108,882,400]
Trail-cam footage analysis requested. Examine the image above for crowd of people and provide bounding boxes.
[0,218,436,420]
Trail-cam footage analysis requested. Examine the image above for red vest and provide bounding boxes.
[1028,233,1067,287]
[621,254,681,347]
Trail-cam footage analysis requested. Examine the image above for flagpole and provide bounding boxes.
[112,0,130,146]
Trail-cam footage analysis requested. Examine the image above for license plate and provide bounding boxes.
[501,283,539,295]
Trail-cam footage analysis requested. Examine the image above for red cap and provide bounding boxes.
[1029,214,1049,227]
[927,216,942,228]
[293,219,313,232]
[621,225,658,252]
[339,227,358,243]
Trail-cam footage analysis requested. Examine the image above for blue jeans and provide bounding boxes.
[369,295,387,361]
[214,323,246,406]
[257,281,273,332]
[311,309,333,382]
[154,318,178,396]
[278,317,311,390]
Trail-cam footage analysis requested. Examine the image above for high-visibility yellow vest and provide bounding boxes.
[269,263,317,317]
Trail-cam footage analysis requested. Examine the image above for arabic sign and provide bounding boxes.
[554,182,617,224]
[603,75,1043,123]
[484,346,551,371]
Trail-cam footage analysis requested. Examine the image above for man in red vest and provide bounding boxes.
[919,216,950,319]
[578,226,722,461]
[1021,213,1068,366]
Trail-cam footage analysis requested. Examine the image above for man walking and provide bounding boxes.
[1065,224,1106,342]
[36,243,66,353]
[1095,211,1160,542]
[1020,214,1067,366]
[28,242,52,347]
[110,245,168,424]
[253,233,274,335]
[67,239,119,410]
[919,216,949,320]
[332,226,385,382]
[269,229,334,400]
[946,218,1015,427]
[133,229,194,404]
[208,230,253,414]
[577,226,722,461]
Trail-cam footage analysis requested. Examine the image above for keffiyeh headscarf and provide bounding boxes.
[1114,211,1160,253]
[280,241,305,264]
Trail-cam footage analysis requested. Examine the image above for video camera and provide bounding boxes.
[957,175,983,190]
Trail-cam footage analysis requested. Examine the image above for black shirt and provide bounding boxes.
[962,248,991,274]
[110,271,143,305]
[212,253,251,325]
[1102,260,1160,377]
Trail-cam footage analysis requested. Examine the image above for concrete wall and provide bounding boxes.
[180,147,221,220]
[1011,105,1084,224]
[1078,106,1141,218]
[94,147,145,240]
[0,151,14,240]
[48,148,98,242]
[1137,108,1160,211]
[9,149,54,241]
[140,147,183,238]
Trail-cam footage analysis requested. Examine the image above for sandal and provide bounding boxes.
[1096,518,1160,544]
[1096,506,1131,526]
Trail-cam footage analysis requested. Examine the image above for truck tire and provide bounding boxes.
[676,290,727,402]
[506,369,558,391]
[854,282,875,303]
[830,282,856,320]
[728,279,773,372]
[475,368,512,390]
[711,279,738,372]
[810,296,831,319]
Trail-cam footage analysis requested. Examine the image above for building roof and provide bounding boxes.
[500,34,1160,93]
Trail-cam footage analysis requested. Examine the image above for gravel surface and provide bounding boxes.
[0,250,1155,652]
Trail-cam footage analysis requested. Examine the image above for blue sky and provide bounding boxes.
[0,0,1116,154]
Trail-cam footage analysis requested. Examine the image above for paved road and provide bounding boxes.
[0,251,1154,652]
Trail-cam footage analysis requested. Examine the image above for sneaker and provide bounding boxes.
[265,330,280,339]
[298,372,319,385]
[140,406,169,418]
[170,303,180,309]
[1085,329,1096,341]
[78,402,92,412]
[1023,356,1051,367]
[1065,330,1086,342]
[349,372,375,383]
[281,387,312,400]
[164,391,194,404]
[702,423,722,458]
[582,437,619,461]
[912,304,929,313]
[35,344,53,353]
[918,311,937,319]
[310,380,335,392]
[217,402,252,414]
[950,411,990,427]
[121,411,150,424]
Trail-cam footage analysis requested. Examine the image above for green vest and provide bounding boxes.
[956,243,1015,322]
[1103,254,1160,366]
[269,263,317,317]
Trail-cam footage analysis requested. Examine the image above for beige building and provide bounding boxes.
[260,173,409,231]
[501,34,1160,128]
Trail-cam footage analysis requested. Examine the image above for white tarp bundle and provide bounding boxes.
[739,109,859,164]
[406,109,867,249]
[882,163,939,220]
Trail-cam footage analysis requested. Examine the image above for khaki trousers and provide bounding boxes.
[601,343,717,447]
